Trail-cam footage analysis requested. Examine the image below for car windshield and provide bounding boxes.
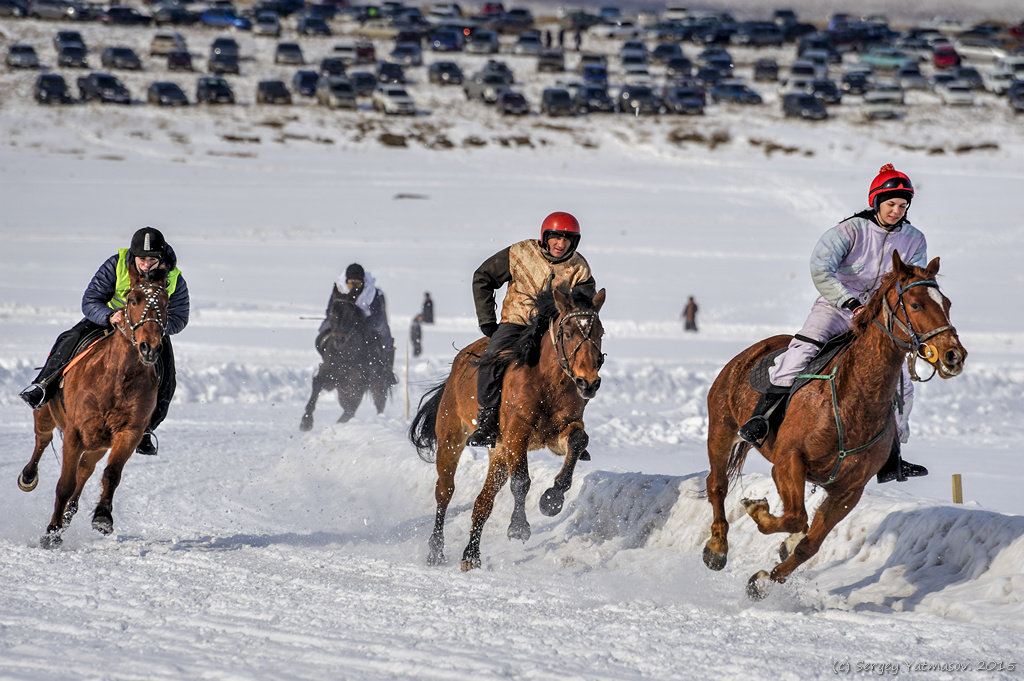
[62,46,84,56]
[96,75,118,87]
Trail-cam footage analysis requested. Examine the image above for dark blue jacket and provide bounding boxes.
[81,245,190,335]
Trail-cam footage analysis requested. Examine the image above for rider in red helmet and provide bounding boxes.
[737,164,929,483]
[467,211,596,448]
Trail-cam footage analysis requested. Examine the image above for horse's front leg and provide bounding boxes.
[506,439,532,543]
[300,367,325,431]
[20,405,57,492]
[462,447,510,571]
[742,450,809,537]
[703,419,741,571]
[540,421,587,517]
[91,433,138,535]
[428,422,466,566]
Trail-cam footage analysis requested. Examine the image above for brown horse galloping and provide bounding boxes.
[704,253,966,598]
[18,265,169,548]
[409,286,606,570]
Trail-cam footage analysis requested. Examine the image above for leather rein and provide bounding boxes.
[549,310,605,383]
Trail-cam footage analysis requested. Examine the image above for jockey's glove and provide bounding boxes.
[480,323,498,338]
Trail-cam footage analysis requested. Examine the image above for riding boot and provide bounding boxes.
[737,386,788,446]
[19,323,88,409]
[876,439,928,483]
[136,429,158,456]
[466,406,500,448]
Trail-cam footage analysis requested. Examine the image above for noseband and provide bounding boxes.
[549,310,605,383]
[874,278,956,382]
[113,282,167,348]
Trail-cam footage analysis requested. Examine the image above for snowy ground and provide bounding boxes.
[2,6,1024,681]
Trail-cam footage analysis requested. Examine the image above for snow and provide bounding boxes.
[2,5,1024,679]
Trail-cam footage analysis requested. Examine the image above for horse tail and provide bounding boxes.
[726,440,752,484]
[409,379,447,462]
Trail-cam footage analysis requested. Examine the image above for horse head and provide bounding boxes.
[122,264,169,366]
[858,252,966,379]
[551,287,607,399]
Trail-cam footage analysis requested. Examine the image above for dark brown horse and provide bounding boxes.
[18,265,169,548]
[704,253,967,598]
[300,293,393,430]
[409,286,606,570]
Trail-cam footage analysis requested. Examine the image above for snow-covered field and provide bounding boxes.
[2,6,1024,680]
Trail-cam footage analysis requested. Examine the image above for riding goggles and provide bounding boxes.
[871,176,913,194]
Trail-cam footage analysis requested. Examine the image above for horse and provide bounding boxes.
[703,252,967,598]
[409,286,607,570]
[300,292,393,430]
[18,265,169,549]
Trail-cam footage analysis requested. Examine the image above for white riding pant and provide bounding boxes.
[770,297,914,443]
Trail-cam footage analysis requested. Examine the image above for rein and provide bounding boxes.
[549,309,604,383]
[873,279,955,382]
[112,282,167,347]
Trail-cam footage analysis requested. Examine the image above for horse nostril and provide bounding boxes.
[591,378,601,392]
[139,342,150,355]
[946,350,961,365]
[576,378,588,392]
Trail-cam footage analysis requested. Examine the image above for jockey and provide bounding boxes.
[466,211,597,448]
[737,164,929,484]
[317,262,395,375]
[19,227,190,457]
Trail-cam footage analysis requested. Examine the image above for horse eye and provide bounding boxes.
[909,302,922,311]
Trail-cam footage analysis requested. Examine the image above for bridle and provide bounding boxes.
[113,281,167,348]
[874,278,956,382]
[549,309,605,383]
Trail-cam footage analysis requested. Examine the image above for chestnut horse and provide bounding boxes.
[409,286,606,570]
[704,253,967,598]
[18,265,169,548]
[300,293,393,430]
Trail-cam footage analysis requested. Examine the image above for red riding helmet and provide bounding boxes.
[868,163,914,210]
[540,211,581,250]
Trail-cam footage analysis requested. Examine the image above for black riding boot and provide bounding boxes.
[737,386,788,446]
[19,320,96,409]
[466,406,500,448]
[136,338,175,457]
[876,439,928,483]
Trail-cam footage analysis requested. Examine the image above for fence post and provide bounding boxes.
[952,473,963,504]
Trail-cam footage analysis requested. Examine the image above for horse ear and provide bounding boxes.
[552,288,570,313]
[591,288,606,313]
[891,250,908,275]
[925,256,940,276]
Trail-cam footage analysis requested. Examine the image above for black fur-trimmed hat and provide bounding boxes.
[345,263,365,281]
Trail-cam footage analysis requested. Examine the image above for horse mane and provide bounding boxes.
[478,285,596,370]
[851,261,933,337]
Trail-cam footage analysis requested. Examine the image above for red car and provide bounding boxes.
[481,2,504,14]
[932,43,961,69]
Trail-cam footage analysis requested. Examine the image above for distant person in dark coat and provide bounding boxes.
[682,296,699,332]
[410,314,423,357]
[421,292,434,324]
[574,28,582,51]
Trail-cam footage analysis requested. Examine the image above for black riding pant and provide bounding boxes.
[475,323,525,410]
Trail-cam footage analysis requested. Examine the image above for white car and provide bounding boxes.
[590,19,642,39]
[253,11,281,37]
[862,82,905,120]
[372,85,415,115]
[982,68,1016,95]
[936,79,974,105]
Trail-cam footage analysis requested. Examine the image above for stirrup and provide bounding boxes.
[19,384,47,410]
[737,416,770,446]
[136,430,159,456]
[466,427,498,448]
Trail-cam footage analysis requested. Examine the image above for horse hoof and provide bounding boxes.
[702,545,727,571]
[780,532,805,562]
[746,570,772,601]
[460,557,481,572]
[92,515,113,535]
[578,449,591,461]
[507,523,531,543]
[539,487,564,516]
[299,415,313,432]
[40,532,62,549]
[427,550,446,566]
[741,497,769,518]
[18,471,38,492]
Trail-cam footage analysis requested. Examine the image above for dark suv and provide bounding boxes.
[196,76,234,104]
[35,73,74,103]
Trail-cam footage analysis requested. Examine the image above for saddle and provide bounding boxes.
[748,330,855,396]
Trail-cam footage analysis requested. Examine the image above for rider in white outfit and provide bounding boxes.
[738,164,929,484]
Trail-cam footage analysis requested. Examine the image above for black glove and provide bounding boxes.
[480,322,499,338]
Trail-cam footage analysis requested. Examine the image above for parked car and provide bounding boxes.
[465,29,499,54]
[709,80,762,104]
[57,44,87,68]
[572,83,615,114]
[982,68,1016,95]
[152,5,199,25]
[201,8,251,30]
[388,43,423,66]
[253,11,281,37]
[147,81,188,106]
[862,81,905,119]
[951,66,983,90]
[1008,81,1024,113]
[355,39,376,64]
[512,31,543,56]
[275,42,305,65]
[841,68,873,94]
[807,78,842,104]
[196,76,234,104]
[428,60,463,85]
[479,59,514,83]
[664,56,692,80]
[0,0,28,17]
[660,84,704,114]
[859,46,916,70]
[103,5,150,25]
[150,32,187,56]
[209,52,239,74]
[932,43,960,69]
[166,50,192,71]
[101,47,142,70]
[895,63,928,90]
[463,71,510,102]
[54,30,85,53]
[753,58,778,82]
[782,92,826,119]
[210,37,239,58]
[292,69,319,96]
[376,61,405,83]
[430,28,462,52]
[616,84,659,114]
[28,0,84,21]
[6,44,40,68]
[537,49,564,73]
[34,73,73,104]
[935,79,974,105]
[497,89,529,115]
[540,87,573,116]
[320,57,347,77]
[77,72,131,104]
[297,14,330,36]
[349,70,377,96]
[256,80,291,104]
[316,76,357,109]
[650,42,683,64]
[372,85,415,114]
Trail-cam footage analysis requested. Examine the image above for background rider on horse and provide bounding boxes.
[467,211,596,448]
[737,164,929,484]
[19,227,190,457]
[316,262,395,381]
